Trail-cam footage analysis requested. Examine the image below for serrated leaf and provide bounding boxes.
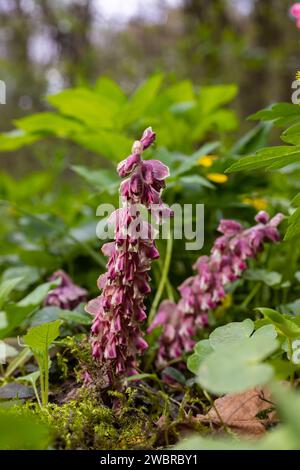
[226,146,300,173]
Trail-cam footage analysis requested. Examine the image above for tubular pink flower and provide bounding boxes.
[86,128,171,384]
[44,270,87,309]
[149,212,284,366]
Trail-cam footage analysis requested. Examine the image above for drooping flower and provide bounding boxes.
[44,270,87,310]
[85,128,172,385]
[149,211,284,366]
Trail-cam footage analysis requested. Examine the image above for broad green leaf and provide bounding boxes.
[198,335,278,394]
[258,308,300,338]
[292,192,300,206]
[48,88,119,130]
[14,112,83,137]
[94,77,126,104]
[71,165,119,193]
[1,267,40,292]
[30,306,91,326]
[0,305,38,340]
[72,130,132,161]
[16,370,40,386]
[253,324,277,340]
[198,84,238,114]
[226,146,300,173]
[23,320,63,355]
[249,103,300,127]
[0,277,24,309]
[209,319,254,350]
[281,122,300,145]
[271,383,300,437]
[120,74,163,126]
[0,130,39,151]
[176,427,296,450]
[17,279,60,307]
[187,340,213,374]
[0,409,50,449]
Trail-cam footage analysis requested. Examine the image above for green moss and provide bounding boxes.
[41,387,155,450]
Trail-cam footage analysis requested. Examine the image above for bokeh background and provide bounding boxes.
[0,0,299,175]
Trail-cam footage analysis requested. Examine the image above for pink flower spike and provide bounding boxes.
[86,128,172,386]
[150,211,284,367]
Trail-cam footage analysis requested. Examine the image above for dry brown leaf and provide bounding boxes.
[196,387,277,437]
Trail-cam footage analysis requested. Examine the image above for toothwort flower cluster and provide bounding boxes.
[149,211,284,366]
[44,270,87,310]
[85,128,171,384]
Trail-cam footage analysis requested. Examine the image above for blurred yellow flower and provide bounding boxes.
[207,173,228,184]
[215,294,232,318]
[197,155,217,168]
[296,71,300,81]
[243,197,267,211]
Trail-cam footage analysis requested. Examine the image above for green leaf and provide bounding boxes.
[244,269,282,286]
[0,305,38,340]
[126,373,158,382]
[17,279,60,307]
[198,84,238,114]
[281,122,300,145]
[187,340,213,374]
[231,123,272,155]
[0,408,50,449]
[120,74,163,126]
[16,370,40,386]
[23,320,63,355]
[71,165,119,193]
[226,146,300,173]
[0,130,39,151]
[72,130,132,161]
[162,367,186,385]
[171,142,220,178]
[14,112,84,137]
[253,324,277,340]
[209,319,254,350]
[292,192,300,207]
[48,88,119,130]
[30,306,91,326]
[249,103,300,127]
[257,308,300,338]
[175,174,215,190]
[4,347,32,378]
[197,334,278,394]
[0,277,24,309]
[94,77,126,104]
[1,267,40,292]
